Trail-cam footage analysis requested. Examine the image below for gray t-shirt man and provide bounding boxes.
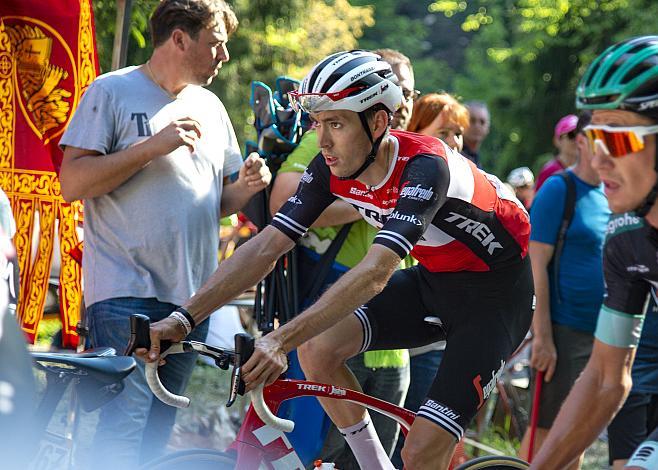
[60,66,243,307]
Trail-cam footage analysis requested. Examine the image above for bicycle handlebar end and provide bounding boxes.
[145,362,190,409]
[252,383,294,433]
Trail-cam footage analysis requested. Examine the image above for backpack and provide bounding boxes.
[551,171,577,304]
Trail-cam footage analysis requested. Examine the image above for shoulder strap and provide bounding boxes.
[302,222,354,303]
[552,171,577,304]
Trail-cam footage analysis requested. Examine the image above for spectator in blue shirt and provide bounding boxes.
[519,112,611,468]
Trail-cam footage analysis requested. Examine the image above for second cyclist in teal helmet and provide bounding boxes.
[576,35,658,217]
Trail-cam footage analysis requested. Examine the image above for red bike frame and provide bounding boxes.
[227,379,416,469]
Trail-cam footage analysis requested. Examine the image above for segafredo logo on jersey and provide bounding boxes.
[301,170,313,184]
[400,181,434,201]
[473,359,506,409]
[444,212,503,255]
[389,211,422,226]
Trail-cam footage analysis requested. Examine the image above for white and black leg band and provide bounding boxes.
[627,441,658,469]
[417,399,465,442]
[354,307,372,353]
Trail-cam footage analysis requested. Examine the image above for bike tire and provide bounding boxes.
[140,449,237,470]
[454,455,529,470]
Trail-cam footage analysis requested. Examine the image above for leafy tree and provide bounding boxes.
[91,0,373,147]
[428,0,658,176]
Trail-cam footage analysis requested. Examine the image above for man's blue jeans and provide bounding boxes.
[86,297,208,468]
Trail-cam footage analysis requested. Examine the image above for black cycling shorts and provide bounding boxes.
[608,392,658,463]
[353,257,534,441]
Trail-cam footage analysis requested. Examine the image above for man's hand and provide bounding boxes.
[147,117,202,155]
[241,335,288,391]
[136,317,188,363]
[530,333,558,382]
[239,152,272,193]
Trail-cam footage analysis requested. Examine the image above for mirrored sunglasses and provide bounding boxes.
[289,86,365,113]
[583,124,658,158]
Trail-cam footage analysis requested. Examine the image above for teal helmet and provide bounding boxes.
[577,36,658,217]
[576,36,658,119]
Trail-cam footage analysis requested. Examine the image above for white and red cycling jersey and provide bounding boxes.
[272,130,529,272]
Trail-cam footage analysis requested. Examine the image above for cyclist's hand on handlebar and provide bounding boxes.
[239,152,271,192]
[530,334,557,382]
[146,117,202,156]
[136,317,187,363]
[241,336,287,391]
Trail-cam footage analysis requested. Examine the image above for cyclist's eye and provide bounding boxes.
[330,121,342,129]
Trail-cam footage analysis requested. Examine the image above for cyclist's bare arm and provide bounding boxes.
[220,153,271,217]
[528,241,558,381]
[530,339,635,469]
[59,118,201,201]
[143,225,294,360]
[269,171,361,227]
[241,243,400,389]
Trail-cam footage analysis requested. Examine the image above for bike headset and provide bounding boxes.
[576,35,658,217]
[296,50,405,180]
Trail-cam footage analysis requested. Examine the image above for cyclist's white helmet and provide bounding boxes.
[507,167,535,188]
[292,50,404,114]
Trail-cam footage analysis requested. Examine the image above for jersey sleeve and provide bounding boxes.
[529,174,568,246]
[595,234,649,348]
[59,81,116,155]
[271,153,337,242]
[374,154,449,258]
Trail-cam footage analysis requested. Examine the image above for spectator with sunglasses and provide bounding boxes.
[535,114,580,191]
[531,36,658,469]
[518,111,610,467]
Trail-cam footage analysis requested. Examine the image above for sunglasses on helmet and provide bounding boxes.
[289,86,365,113]
[583,124,658,158]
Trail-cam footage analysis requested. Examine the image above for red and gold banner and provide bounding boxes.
[0,0,98,347]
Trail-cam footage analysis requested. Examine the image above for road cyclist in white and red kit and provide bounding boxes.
[142,50,534,469]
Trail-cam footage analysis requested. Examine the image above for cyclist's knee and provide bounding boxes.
[297,338,343,377]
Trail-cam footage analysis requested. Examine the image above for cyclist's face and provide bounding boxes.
[417,109,464,152]
[313,110,374,178]
[182,22,229,86]
[590,109,657,213]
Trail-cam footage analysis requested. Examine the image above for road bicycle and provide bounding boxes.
[127,314,529,470]
[28,346,136,469]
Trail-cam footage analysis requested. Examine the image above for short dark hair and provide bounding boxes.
[363,103,392,125]
[372,48,412,72]
[150,0,238,48]
[575,110,592,134]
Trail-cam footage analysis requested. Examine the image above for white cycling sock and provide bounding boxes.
[339,415,395,470]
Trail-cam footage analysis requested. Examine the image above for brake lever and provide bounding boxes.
[227,333,254,408]
[125,314,172,356]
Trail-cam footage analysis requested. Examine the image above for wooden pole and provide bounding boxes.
[111,0,134,71]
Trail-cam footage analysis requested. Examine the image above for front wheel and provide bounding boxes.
[140,449,236,470]
[454,455,529,470]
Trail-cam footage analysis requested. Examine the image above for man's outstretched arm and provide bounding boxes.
[530,339,635,469]
[241,244,401,388]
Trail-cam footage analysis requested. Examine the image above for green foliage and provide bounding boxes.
[424,0,658,176]
[91,0,372,150]
[88,0,658,177]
